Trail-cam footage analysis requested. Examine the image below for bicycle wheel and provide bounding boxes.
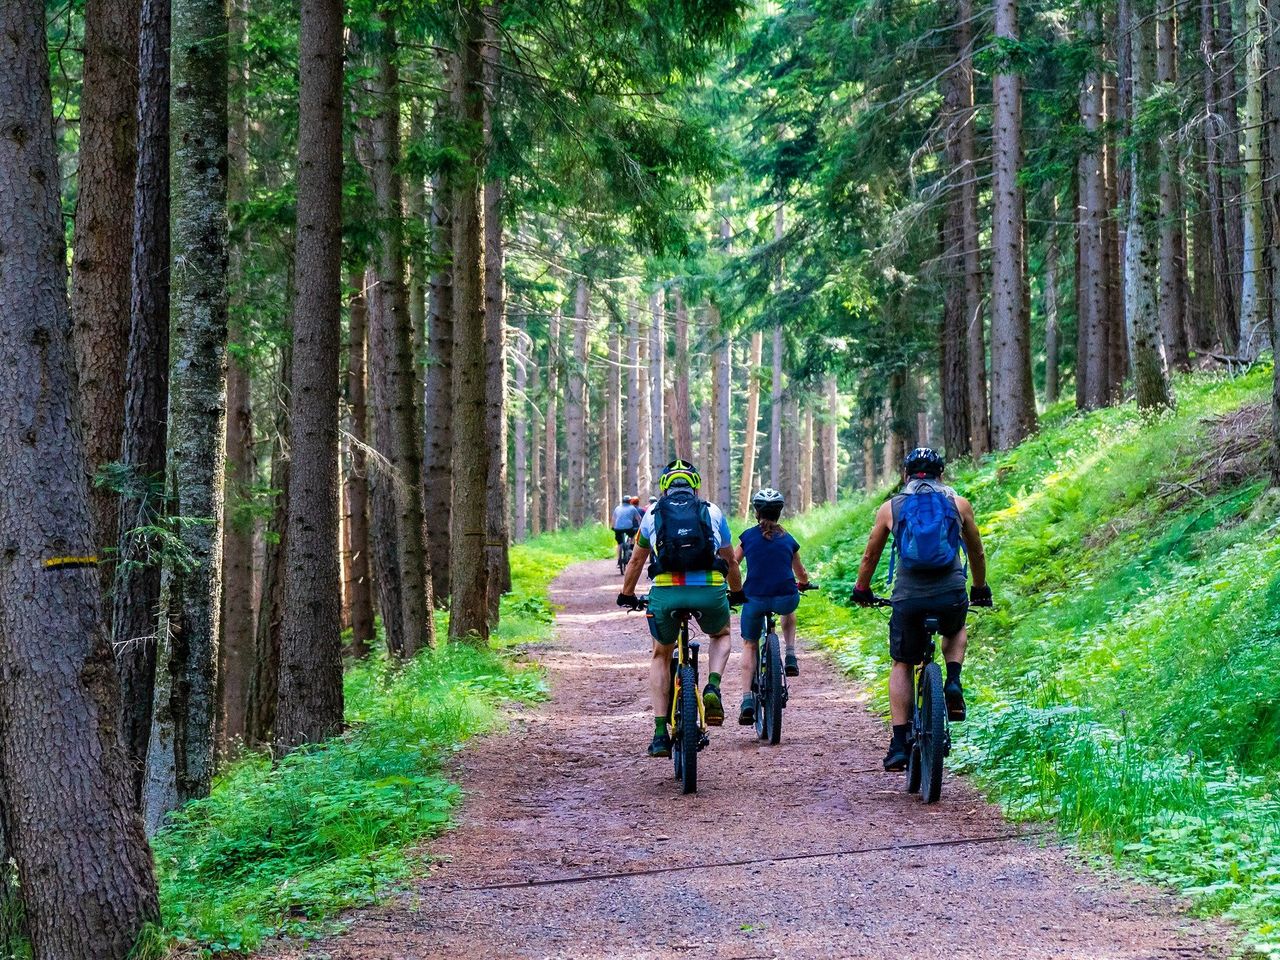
[906,695,922,794]
[763,632,785,745]
[919,662,946,803]
[678,664,699,794]
[670,659,682,781]
[753,657,766,740]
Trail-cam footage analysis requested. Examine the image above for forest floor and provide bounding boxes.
[263,558,1230,960]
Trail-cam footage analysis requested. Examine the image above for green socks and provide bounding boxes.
[708,672,722,689]
[654,716,667,735]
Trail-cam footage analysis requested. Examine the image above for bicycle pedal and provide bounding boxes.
[698,734,710,750]
[781,688,789,707]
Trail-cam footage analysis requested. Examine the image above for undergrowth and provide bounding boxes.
[154,524,600,956]
[795,366,1280,955]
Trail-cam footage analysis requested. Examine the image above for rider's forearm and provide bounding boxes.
[723,554,743,592]
[855,548,882,591]
[622,547,648,594]
[968,542,987,588]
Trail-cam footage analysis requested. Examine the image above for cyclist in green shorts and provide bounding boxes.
[618,460,746,757]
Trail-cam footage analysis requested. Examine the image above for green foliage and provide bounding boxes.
[796,368,1280,953]
[154,525,603,955]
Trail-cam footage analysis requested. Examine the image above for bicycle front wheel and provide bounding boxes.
[919,662,946,803]
[678,664,699,794]
[764,632,784,745]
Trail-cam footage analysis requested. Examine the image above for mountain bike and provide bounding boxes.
[638,596,707,794]
[865,595,949,804]
[617,532,635,575]
[751,583,817,746]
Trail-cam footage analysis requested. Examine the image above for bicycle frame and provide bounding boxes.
[668,612,706,731]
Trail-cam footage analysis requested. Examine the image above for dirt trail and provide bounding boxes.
[268,560,1226,959]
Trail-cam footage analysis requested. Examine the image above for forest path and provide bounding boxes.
[269,559,1226,959]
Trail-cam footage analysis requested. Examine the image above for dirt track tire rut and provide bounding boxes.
[263,559,1228,959]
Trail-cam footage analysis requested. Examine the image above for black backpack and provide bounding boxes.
[648,488,719,576]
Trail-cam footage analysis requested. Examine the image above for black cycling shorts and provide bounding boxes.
[889,589,968,665]
[613,528,637,544]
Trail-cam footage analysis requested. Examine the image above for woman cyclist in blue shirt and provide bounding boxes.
[734,488,811,725]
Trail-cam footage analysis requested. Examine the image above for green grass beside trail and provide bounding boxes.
[154,524,603,956]
[793,366,1280,956]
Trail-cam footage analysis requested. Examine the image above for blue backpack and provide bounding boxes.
[887,488,965,584]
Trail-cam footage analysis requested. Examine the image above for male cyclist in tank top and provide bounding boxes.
[850,448,992,771]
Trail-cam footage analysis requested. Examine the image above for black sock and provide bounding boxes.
[946,661,962,685]
[891,723,910,747]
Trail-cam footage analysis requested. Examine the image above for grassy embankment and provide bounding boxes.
[789,367,1280,954]
[154,525,603,955]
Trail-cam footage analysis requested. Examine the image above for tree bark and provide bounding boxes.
[672,287,694,459]
[365,274,405,656]
[989,0,1037,449]
[648,287,666,475]
[530,339,543,538]
[940,201,970,456]
[112,0,169,797]
[72,0,140,567]
[276,0,345,751]
[448,0,492,642]
[1203,0,1245,351]
[862,412,876,492]
[566,279,590,525]
[1125,0,1172,410]
[712,320,732,507]
[637,313,652,495]
[770,207,787,481]
[543,307,560,531]
[1043,189,1062,405]
[246,346,289,746]
[1078,10,1112,408]
[781,391,801,504]
[370,9,434,655]
[737,330,764,515]
[1238,0,1267,359]
[824,376,839,501]
[144,0,230,829]
[344,272,375,655]
[513,316,529,541]
[1155,6,1189,369]
[423,161,454,599]
[800,406,814,511]
[0,2,160,950]
[625,300,642,496]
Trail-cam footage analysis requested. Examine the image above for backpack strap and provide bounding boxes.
[885,494,902,587]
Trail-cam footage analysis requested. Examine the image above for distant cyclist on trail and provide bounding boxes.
[734,488,811,725]
[610,495,643,563]
[617,460,746,757]
[849,447,992,771]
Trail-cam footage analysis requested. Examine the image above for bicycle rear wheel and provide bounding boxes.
[763,632,784,745]
[919,662,946,803]
[678,664,699,794]
[906,725,922,794]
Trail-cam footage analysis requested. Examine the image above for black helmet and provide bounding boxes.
[903,447,944,479]
[660,459,701,492]
[751,487,785,520]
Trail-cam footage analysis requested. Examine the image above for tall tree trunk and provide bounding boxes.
[770,324,784,486]
[1238,0,1267,359]
[246,345,289,746]
[1104,40,1131,397]
[1078,11,1112,409]
[824,376,839,501]
[625,300,642,495]
[951,0,988,453]
[712,322,732,507]
[648,287,666,474]
[862,412,876,492]
[1043,190,1062,405]
[638,314,652,494]
[530,338,543,538]
[482,5,509,617]
[344,272,375,655]
[407,103,428,360]
[448,0,492,642]
[144,0,230,828]
[424,165,453,599]
[72,0,140,565]
[276,0,345,751]
[543,307,560,531]
[737,330,764,515]
[365,276,404,656]
[781,391,801,504]
[219,0,253,753]
[1125,0,1172,409]
[566,281,589,524]
[113,0,170,797]
[1155,6,1189,369]
[0,2,160,951]
[800,406,814,511]
[940,203,970,456]
[605,318,621,509]
[370,10,434,655]
[1207,0,1245,351]
[989,0,1037,449]
[513,316,529,541]
[672,287,694,459]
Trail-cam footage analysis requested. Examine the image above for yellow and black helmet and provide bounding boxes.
[659,459,701,492]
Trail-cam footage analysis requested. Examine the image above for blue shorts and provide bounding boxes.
[740,592,800,643]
